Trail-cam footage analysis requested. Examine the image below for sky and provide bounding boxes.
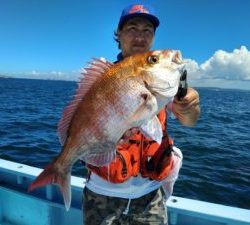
[0,0,250,90]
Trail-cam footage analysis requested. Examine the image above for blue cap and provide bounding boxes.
[118,4,160,29]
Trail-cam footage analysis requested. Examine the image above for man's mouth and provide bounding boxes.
[133,44,145,47]
[132,44,146,50]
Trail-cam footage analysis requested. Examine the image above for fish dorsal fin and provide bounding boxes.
[57,58,113,145]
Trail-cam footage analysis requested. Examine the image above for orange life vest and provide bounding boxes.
[87,107,174,183]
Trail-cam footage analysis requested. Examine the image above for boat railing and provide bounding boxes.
[1,158,249,225]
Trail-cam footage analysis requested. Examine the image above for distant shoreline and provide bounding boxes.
[0,76,76,84]
[1,76,250,92]
[0,75,11,79]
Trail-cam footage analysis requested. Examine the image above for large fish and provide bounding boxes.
[28,50,184,210]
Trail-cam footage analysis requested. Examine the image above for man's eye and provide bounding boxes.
[144,29,153,35]
[128,27,136,32]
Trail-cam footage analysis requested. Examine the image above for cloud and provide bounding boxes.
[3,46,250,90]
[186,46,250,81]
[184,46,250,89]
[6,70,81,81]
[44,70,80,80]
[31,70,40,75]
[183,59,201,79]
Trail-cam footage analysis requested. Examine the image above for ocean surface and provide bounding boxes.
[0,78,249,209]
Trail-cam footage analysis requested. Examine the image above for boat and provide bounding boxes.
[0,158,249,225]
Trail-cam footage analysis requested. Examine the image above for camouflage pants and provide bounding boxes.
[82,188,168,225]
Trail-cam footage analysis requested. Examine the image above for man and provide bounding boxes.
[83,4,200,225]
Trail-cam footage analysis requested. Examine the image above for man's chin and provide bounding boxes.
[132,47,147,54]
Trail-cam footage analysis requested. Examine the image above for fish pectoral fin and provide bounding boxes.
[139,116,163,144]
[125,92,158,125]
[28,163,72,211]
[83,150,116,166]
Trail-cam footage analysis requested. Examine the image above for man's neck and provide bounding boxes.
[116,52,123,62]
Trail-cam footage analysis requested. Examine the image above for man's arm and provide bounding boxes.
[172,87,200,127]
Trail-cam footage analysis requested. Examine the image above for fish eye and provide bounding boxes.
[147,55,159,64]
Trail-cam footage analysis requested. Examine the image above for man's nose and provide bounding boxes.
[134,31,145,40]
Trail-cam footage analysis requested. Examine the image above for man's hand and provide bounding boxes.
[172,87,200,127]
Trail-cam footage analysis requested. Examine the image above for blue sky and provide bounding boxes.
[1,0,250,89]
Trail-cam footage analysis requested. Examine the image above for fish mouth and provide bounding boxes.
[149,85,176,96]
[147,78,180,97]
[146,64,183,97]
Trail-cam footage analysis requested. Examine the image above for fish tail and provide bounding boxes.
[28,163,71,211]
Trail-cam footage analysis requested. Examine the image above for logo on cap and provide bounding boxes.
[128,5,149,14]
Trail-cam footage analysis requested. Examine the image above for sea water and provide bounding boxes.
[0,78,249,209]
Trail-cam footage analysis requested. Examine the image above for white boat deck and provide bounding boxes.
[0,159,249,225]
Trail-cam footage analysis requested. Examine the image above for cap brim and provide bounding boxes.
[118,13,160,29]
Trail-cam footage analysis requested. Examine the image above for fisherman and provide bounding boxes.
[83,4,200,225]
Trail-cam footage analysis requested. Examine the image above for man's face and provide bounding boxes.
[118,17,155,58]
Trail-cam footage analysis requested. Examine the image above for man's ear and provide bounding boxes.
[116,29,121,40]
